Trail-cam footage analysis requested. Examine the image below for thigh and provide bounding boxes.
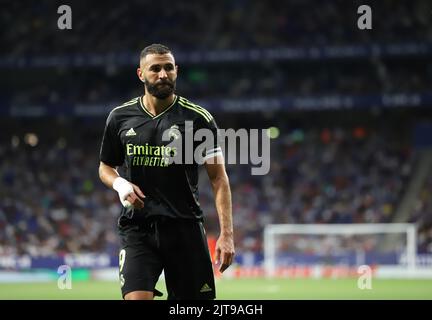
[160,220,216,300]
[118,224,163,299]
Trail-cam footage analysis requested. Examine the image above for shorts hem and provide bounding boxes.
[121,286,156,299]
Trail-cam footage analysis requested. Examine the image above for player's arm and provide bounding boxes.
[99,110,145,209]
[205,156,235,273]
[98,162,145,209]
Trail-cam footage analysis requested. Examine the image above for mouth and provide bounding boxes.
[157,83,172,88]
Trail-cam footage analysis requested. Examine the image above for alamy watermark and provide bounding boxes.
[57,264,72,289]
[125,121,271,175]
[357,265,372,290]
[357,5,372,30]
[57,5,72,30]
[57,5,371,31]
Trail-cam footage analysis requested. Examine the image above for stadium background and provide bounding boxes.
[1,0,432,299]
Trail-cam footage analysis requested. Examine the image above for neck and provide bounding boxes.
[143,93,176,116]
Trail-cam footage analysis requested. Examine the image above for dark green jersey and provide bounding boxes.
[100,95,221,221]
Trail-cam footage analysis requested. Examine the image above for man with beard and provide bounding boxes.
[98,44,234,300]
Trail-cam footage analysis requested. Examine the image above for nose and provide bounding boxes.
[158,68,168,79]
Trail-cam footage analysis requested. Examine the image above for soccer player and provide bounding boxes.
[98,44,234,300]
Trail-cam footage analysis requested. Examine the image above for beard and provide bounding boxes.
[144,78,176,99]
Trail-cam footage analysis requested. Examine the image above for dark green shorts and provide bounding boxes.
[118,216,216,300]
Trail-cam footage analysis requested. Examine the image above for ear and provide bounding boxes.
[137,67,144,82]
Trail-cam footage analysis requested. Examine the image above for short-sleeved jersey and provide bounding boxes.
[100,95,222,221]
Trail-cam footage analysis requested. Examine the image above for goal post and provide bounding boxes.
[263,223,417,278]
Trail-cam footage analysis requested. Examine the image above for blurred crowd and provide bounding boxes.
[1,0,431,56]
[1,1,430,116]
[409,173,432,254]
[1,120,429,258]
[3,58,430,108]
[200,125,417,256]
[1,0,431,263]
[0,140,120,256]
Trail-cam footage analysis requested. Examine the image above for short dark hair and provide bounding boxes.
[140,44,171,62]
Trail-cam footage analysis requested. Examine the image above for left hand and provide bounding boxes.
[214,234,235,273]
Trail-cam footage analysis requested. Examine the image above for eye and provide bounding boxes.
[150,65,161,72]
[164,64,174,71]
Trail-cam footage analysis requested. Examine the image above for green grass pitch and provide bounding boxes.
[0,278,431,299]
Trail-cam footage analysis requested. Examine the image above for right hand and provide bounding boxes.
[124,183,145,209]
[113,177,145,209]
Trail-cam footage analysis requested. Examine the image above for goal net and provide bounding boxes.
[263,223,418,278]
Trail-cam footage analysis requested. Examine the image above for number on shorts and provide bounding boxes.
[119,249,126,272]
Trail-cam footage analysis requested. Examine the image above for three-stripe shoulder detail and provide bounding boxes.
[109,97,139,116]
[178,96,213,122]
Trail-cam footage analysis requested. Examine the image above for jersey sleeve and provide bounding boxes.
[195,114,223,163]
[99,112,124,167]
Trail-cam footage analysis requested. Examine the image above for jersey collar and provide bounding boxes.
[139,95,178,119]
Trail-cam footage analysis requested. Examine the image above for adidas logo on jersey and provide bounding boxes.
[200,283,212,293]
[125,128,136,136]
